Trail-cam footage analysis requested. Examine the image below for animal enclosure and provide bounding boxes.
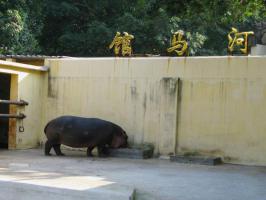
[1,57,266,166]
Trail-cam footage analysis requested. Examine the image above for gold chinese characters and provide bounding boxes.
[109,32,134,56]
[167,30,189,56]
[228,27,254,55]
[109,27,255,57]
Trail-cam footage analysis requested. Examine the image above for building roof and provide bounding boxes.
[0,60,48,72]
[0,54,67,60]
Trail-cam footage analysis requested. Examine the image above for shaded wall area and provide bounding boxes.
[0,73,11,148]
[42,57,266,166]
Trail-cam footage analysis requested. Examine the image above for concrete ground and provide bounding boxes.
[0,149,266,200]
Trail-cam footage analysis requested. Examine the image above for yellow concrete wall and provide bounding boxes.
[177,56,266,166]
[42,56,266,166]
[3,57,266,166]
[0,65,44,149]
[40,58,179,154]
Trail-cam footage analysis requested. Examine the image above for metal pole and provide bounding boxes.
[0,113,26,119]
[0,99,28,106]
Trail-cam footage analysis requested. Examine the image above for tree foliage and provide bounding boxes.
[0,0,265,56]
[0,0,43,54]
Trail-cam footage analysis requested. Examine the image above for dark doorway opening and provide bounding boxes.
[0,73,11,149]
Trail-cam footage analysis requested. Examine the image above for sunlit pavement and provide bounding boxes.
[0,149,266,200]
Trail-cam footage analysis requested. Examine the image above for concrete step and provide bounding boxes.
[134,190,156,200]
[170,155,222,165]
[109,144,154,159]
[109,148,153,159]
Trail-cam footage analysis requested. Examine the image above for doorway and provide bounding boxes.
[0,73,11,149]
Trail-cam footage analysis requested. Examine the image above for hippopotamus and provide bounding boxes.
[44,116,128,157]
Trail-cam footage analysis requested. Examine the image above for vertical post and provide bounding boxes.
[175,78,182,155]
[159,78,179,155]
[8,74,18,149]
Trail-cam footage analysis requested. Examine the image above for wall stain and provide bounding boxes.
[167,58,170,73]
[175,78,182,154]
[177,78,182,102]
[130,80,138,99]
[142,92,147,141]
[149,86,155,103]
[48,69,58,98]
[190,81,193,99]
[161,77,178,96]
[143,92,147,111]
[124,84,128,102]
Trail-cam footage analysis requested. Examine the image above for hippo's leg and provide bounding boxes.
[53,144,65,156]
[87,146,95,157]
[98,145,109,157]
[45,141,53,156]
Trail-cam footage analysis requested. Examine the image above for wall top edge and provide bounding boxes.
[46,56,266,62]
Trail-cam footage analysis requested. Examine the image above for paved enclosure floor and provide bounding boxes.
[0,149,266,200]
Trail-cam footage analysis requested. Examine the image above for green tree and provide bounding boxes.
[0,0,43,54]
[2,0,264,56]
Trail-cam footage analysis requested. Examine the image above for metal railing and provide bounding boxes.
[0,99,28,106]
[0,113,26,119]
[0,99,28,119]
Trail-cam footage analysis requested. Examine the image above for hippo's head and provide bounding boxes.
[111,127,128,148]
